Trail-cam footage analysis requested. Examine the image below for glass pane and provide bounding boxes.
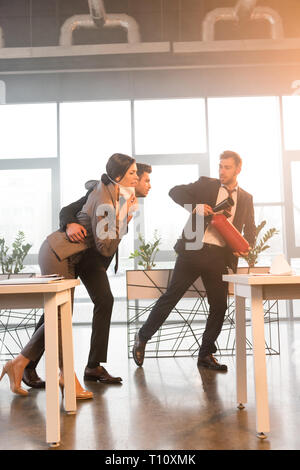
[134,99,207,154]
[144,165,199,251]
[253,205,284,266]
[0,169,52,255]
[208,97,282,203]
[0,103,57,159]
[282,96,300,150]
[291,161,300,246]
[60,101,132,206]
[237,205,284,269]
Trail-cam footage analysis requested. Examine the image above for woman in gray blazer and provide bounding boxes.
[0,153,138,397]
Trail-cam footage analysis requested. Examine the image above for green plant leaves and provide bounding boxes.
[0,231,32,274]
[129,231,161,270]
[242,221,278,270]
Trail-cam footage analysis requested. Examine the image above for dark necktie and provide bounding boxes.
[224,187,236,215]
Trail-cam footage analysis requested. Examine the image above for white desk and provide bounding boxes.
[0,279,80,447]
[223,274,300,439]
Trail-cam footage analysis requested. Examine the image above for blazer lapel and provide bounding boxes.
[106,183,117,208]
[233,187,245,228]
[210,180,221,207]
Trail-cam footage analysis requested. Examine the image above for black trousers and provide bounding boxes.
[139,245,229,357]
[24,241,113,369]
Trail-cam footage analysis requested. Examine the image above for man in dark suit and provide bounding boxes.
[133,150,256,371]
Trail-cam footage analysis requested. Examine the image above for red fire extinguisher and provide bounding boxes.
[211,213,250,253]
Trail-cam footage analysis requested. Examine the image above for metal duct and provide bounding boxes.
[251,7,284,40]
[59,15,97,47]
[202,0,284,41]
[202,8,238,42]
[88,0,106,27]
[59,0,141,46]
[235,0,257,20]
[103,14,141,44]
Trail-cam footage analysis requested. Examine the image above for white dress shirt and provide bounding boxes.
[202,185,238,247]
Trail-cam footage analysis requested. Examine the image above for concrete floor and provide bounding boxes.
[0,321,300,451]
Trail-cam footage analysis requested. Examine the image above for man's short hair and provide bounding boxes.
[220,150,242,167]
[136,163,152,178]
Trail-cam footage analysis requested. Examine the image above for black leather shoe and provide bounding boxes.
[84,366,122,384]
[22,368,46,389]
[132,332,147,367]
[197,354,228,372]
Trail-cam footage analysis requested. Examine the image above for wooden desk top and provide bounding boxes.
[0,279,80,295]
[223,274,300,286]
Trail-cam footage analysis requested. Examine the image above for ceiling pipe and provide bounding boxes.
[88,0,106,26]
[202,8,237,42]
[103,14,141,43]
[202,0,284,41]
[235,0,257,20]
[59,15,97,47]
[251,7,284,40]
[59,0,141,46]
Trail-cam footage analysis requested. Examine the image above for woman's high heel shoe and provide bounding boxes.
[59,376,93,400]
[0,361,28,396]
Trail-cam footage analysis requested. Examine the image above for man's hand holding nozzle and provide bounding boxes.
[193,204,214,217]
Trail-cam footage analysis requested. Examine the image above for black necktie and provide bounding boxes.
[224,187,236,214]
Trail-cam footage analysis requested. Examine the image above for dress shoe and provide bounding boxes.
[132,332,147,367]
[0,360,29,396]
[22,368,45,389]
[197,354,228,372]
[84,366,122,384]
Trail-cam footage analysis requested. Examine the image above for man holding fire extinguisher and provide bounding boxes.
[133,150,256,371]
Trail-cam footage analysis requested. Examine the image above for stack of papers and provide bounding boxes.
[0,275,64,285]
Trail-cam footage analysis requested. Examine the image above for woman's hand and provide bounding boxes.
[127,195,138,223]
[127,195,138,213]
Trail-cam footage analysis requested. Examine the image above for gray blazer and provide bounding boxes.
[47,182,127,261]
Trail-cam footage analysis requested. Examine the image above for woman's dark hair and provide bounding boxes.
[101,153,136,185]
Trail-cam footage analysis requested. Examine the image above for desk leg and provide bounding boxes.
[60,290,76,414]
[44,293,60,447]
[235,294,247,409]
[251,286,270,438]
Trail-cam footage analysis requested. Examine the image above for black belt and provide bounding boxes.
[202,243,226,250]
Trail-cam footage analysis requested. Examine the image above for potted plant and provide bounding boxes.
[129,230,161,270]
[0,231,32,275]
[0,231,37,358]
[242,220,278,273]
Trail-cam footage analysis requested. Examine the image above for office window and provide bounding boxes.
[0,103,57,159]
[254,206,284,261]
[282,96,300,150]
[60,101,132,206]
[134,99,207,155]
[0,169,52,253]
[144,164,199,251]
[291,162,300,247]
[208,97,282,204]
